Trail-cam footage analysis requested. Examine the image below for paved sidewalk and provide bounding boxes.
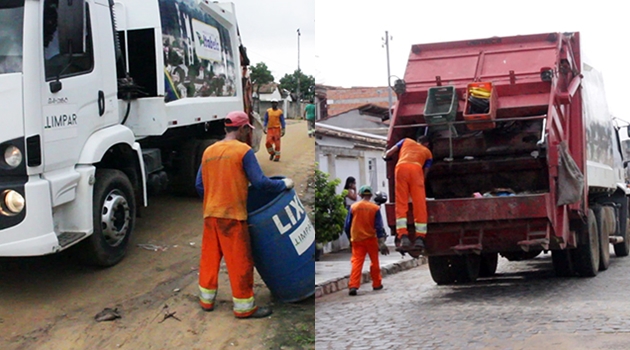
[315,244,426,298]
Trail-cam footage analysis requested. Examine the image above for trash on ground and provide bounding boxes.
[137,243,168,252]
[95,308,121,322]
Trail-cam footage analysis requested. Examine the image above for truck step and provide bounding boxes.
[517,238,549,251]
[451,243,482,254]
[58,232,87,248]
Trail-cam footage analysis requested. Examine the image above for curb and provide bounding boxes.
[314,256,428,298]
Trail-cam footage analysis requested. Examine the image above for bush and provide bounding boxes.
[314,168,347,244]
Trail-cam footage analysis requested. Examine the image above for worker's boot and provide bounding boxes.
[414,236,425,250]
[399,235,412,250]
[349,288,358,296]
[240,306,273,319]
[269,152,275,161]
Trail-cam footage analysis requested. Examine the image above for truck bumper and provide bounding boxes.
[386,194,556,255]
[0,177,57,256]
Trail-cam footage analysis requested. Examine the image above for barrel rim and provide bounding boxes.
[248,176,291,218]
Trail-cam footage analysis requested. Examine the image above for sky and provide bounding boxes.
[230,0,316,83]
[314,0,630,119]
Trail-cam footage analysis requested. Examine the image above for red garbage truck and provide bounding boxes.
[384,32,630,284]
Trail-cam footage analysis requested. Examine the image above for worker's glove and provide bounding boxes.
[378,238,389,255]
[281,128,286,137]
[263,127,267,134]
[282,178,294,190]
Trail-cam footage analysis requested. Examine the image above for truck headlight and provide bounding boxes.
[1,190,25,216]
[4,145,22,168]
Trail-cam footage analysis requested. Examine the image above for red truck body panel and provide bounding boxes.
[386,33,586,256]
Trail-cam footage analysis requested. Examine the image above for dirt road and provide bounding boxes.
[0,120,315,350]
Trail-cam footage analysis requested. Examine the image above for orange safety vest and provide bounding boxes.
[266,108,283,128]
[201,139,251,220]
[349,200,380,242]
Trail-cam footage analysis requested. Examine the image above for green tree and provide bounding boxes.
[249,62,274,99]
[314,168,347,245]
[279,69,315,102]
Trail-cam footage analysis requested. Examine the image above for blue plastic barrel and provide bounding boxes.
[247,179,315,303]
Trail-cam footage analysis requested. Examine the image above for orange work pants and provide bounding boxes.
[395,162,428,239]
[198,217,258,318]
[265,127,281,160]
[349,237,382,290]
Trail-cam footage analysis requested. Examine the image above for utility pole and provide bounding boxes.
[297,28,301,118]
[382,31,393,121]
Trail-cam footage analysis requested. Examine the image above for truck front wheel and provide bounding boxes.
[77,169,136,267]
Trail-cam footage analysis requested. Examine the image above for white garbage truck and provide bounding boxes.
[0,0,261,266]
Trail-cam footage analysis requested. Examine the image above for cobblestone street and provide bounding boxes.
[315,251,630,349]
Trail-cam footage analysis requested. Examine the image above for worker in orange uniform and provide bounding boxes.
[194,111,294,318]
[383,137,433,252]
[264,99,286,162]
[344,185,389,296]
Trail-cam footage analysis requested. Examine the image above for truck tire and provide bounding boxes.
[77,169,136,267]
[171,139,217,197]
[615,218,630,257]
[573,209,600,277]
[479,252,498,277]
[597,206,613,271]
[452,254,480,283]
[552,249,574,277]
[428,255,455,285]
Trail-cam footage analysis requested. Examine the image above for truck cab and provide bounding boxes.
[0,0,255,266]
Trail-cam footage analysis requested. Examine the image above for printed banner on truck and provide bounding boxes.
[191,19,222,62]
[159,0,237,102]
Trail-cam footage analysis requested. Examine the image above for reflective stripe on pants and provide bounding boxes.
[198,217,258,317]
[265,127,281,159]
[395,163,428,238]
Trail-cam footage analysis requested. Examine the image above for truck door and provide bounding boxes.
[41,0,118,173]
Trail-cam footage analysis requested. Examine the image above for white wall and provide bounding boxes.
[316,136,390,252]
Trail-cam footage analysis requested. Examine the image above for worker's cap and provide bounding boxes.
[270,99,279,103]
[225,111,254,129]
[358,185,373,196]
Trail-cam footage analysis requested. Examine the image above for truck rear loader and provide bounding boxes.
[0,0,261,266]
[384,32,630,283]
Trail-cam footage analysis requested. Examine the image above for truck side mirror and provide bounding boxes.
[57,0,87,55]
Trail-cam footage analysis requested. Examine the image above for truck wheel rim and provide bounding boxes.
[101,189,130,247]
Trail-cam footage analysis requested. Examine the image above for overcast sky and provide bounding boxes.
[231,0,316,82]
[314,0,629,119]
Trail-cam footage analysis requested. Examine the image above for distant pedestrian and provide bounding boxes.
[304,99,316,137]
[343,176,358,210]
[264,99,286,161]
[383,137,433,252]
[344,185,389,296]
[343,176,358,241]
[195,110,294,318]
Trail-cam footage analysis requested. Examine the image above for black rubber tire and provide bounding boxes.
[452,254,481,283]
[171,139,217,197]
[428,255,455,285]
[479,252,499,277]
[614,202,630,256]
[76,169,136,267]
[552,249,574,277]
[597,206,612,271]
[573,209,599,277]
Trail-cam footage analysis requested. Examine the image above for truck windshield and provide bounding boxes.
[0,1,25,74]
